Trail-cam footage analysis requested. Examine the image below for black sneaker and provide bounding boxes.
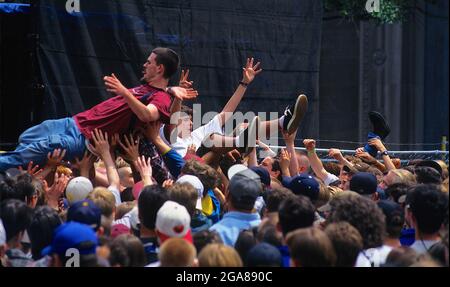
[368,111,390,140]
[282,94,308,134]
[237,116,259,155]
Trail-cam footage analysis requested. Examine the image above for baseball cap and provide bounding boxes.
[377,200,404,222]
[66,176,93,204]
[67,199,101,230]
[41,222,98,256]
[227,164,249,180]
[0,219,6,245]
[415,160,443,177]
[247,243,282,267]
[110,223,131,239]
[349,172,377,195]
[284,174,320,201]
[156,201,192,244]
[249,166,271,187]
[176,175,204,210]
[229,170,262,205]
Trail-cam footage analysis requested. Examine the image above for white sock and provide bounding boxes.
[279,116,285,129]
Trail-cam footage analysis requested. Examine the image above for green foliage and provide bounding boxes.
[324,0,435,23]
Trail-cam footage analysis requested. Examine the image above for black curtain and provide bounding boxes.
[37,0,323,139]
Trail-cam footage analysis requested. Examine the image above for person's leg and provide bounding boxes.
[363,112,391,157]
[0,118,85,171]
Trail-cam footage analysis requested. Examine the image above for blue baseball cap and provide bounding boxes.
[67,199,101,230]
[247,243,282,267]
[41,222,98,256]
[350,172,377,195]
[283,174,320,201]
[249,166,271,187]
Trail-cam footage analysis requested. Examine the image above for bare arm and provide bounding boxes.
[328,148,354,169]
[283,130,299,176]
[303,139,329,182]
[218,58,262,126]
[89,129,120,190]
[279,149,291,177]
[370,138,396,171]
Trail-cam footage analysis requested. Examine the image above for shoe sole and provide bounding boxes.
[368,111,390,139]
[287,94,308,134]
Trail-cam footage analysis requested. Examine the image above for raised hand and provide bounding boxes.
[179,69,194,89]
[118,133,140,162]
[44,172,69,209]
[225,149,241,163]
[280,149,291,170]
[73,151,96,177]
[18,161,43,177]
[89,129,110,157]
[303,139,316,151]
[47,148,67,167]
[167,86,198,101]
[242,57,262,84]
[144,121,162,142]
[328,148,344,161]
[104,73,128,97]
[134,155,153,186]
[369,138,387,152]
[162,179,174,189]
[355,149,376,164]
[186,144,197,156]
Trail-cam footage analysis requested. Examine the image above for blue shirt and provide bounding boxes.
[209,211,261,246]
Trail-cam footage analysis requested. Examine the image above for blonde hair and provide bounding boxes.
[316,182,331,209]
[159,238,197,267]
[390,169,416,185]
[87,187,116,217]
[198,243,243,267]
[56,165,73,177]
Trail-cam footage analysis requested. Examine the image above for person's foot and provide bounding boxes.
[368,111,390,140]
[282,94,308,134]
[237,116,259,154]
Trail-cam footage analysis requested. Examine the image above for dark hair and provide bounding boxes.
[406,184,448,235]
[138,185,168,230]
[327,193,386,249]
[151,47,180,79]
[28,206,62,260]
[286,227,336,267]
[384,246,419,267]
[323,162,341,177]
[278,195,315,237]
[234,229,257,266]
[257,223,283,247]
[0,177,16,202]
[271,160,283,182]
[429,241,449,267]
[59,253,100,267]
[193,230,223,254]
[265,187,293,213]
[384,183,410,204]
[181,160,218,194]
[324,222,363,267]
[415,167,442,185]
[15,173,38,204]
[169,183,198,217]
[109,234,146,267]
[0,199,33,242]
[229,192,255,211]
[180,105,193,118]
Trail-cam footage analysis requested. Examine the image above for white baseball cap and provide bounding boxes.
[66,176,93,204]
[156,201,192,244]
[176,175,204,210]
[0,219,6,245]
[227,164,249,180]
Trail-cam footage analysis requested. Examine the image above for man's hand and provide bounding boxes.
[144,121,162,142]
[179,69,194,89]
[104,73,129,97]
[44,172,69,209]
[186,144,197,156]
[303,139,316,151]
[279,149,291,176]
[73,151,96,177]
[225,149,241,163]
[18,161,43,178]
[162,179,174,189]
[355,149,376,164]
[369,138,387,152]
[118,133,140,162]
[167,86,198,101]
[242,58,262,84]
[89,129,111,157]
[134,155,153,186]
[282,130,296,145]
[46,149,67,167]
[328,148,344,161]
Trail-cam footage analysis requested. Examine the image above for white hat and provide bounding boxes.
[227,164,249,180]
[66,176,93,204]
[156,201,192,243]
[176,175,204,210]
[0,219,6,245]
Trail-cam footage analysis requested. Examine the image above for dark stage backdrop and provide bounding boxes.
[37,0,323,141]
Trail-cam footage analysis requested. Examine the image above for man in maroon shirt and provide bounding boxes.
[0,47,197,171]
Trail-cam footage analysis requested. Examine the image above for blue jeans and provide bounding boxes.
[0,117,86,171]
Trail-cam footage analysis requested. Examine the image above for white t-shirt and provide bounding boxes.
[410,240,439,255]
[355,245,393,267]
[160,115,223,157]
[323,172,339,186]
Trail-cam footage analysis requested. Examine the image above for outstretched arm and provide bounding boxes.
[369,138,396,171]
[303,139,329,182]
[218,58,262,126]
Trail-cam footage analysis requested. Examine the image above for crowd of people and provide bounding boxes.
[0,47,448,267]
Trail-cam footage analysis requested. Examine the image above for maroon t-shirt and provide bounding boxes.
[73,85,172,139]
